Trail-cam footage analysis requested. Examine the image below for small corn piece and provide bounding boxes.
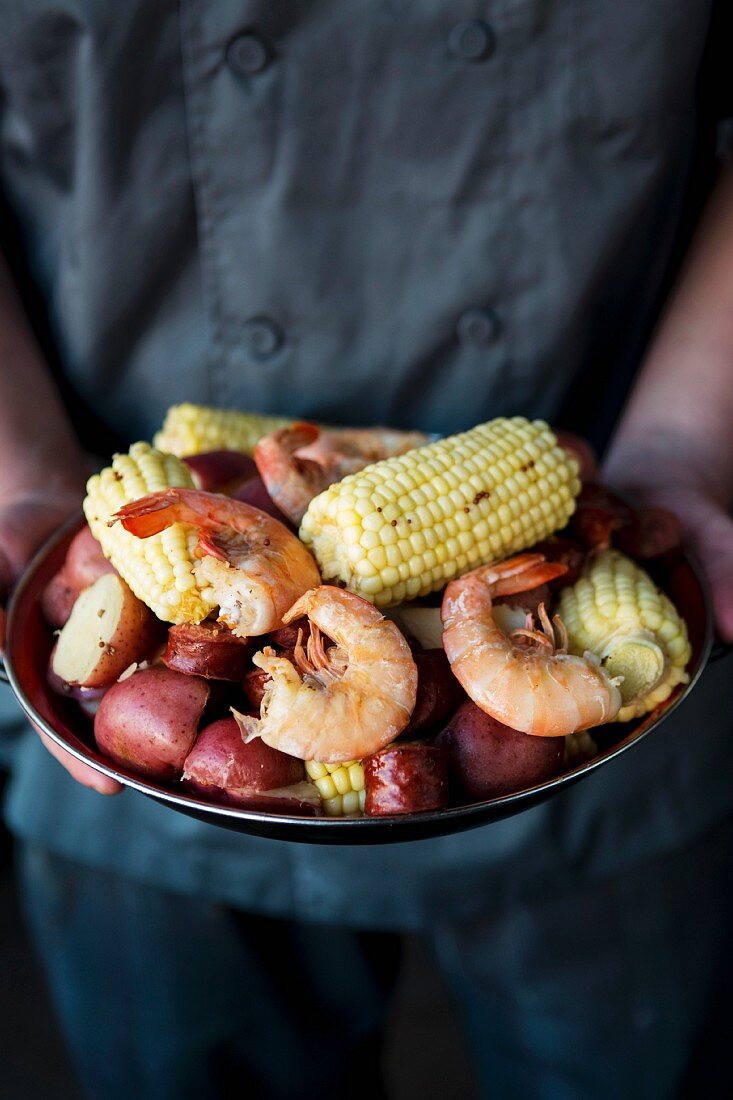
[564,730,599,768]
[305,760,366,817]
[299,417,581,607]
[83,442,217,624]
[558,548,691,721]
[153,403,292,457]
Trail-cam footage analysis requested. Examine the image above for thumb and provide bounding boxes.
[682,502,733,643]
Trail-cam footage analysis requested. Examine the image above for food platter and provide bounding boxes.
[0,513,714,844]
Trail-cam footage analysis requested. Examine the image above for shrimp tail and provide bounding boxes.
[115,489,186,537]
[282,588,319,624]
[476,554,568,598]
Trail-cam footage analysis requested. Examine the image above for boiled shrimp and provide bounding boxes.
[116,488,321,637]
[234,585,418,762]
[441,554,621,736]
[253,422,430,525]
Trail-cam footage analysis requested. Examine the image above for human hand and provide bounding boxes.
[603,436,733,643]
[0,485,123,794]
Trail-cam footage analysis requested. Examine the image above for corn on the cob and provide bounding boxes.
[305,760,366,816]
[299,417,581,607]
[558,549,691,721]
[84,442,217,624]
[153,403,292,457]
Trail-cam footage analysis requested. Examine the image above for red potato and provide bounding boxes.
[405,650,458,736]
[41,525,115,628]
[163,622,252,680]
[183,717,317,813]
[64,525,116,589]
[229,475,295,529]
[435,700,563,800]
[52,574,161,688]
[94,666,210,780]
[186,777,320,814]
[41,568,80,628]
[363,743,448,816]
[182,717,304,793]
[182,451,258,492]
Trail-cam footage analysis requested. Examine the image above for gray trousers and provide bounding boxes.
[17,815,733,1100]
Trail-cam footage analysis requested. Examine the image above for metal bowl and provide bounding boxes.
[0,515,714,844]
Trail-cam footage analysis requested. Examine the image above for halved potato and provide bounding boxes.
[52,574,160,688]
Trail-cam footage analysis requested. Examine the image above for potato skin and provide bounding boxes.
[363,743,448,816]
[182,451,257,492]
[64,525,115,589]
[163,622,252,680]
[183,776,320,815]
[94,667,209,780]
[435,700,563,800]
[41,527,115,628]
[41,568,80,628]
[182,717,304,795]
[229,476,295,529]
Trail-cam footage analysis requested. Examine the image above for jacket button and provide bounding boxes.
[242,316,284,359]
[226,32,273,76]
[456,307,501,346]
[448,20,496,62]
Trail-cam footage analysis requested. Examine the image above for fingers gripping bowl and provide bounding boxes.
[0,410,713,843]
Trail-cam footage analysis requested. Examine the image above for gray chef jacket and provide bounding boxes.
[1,1,731,929]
